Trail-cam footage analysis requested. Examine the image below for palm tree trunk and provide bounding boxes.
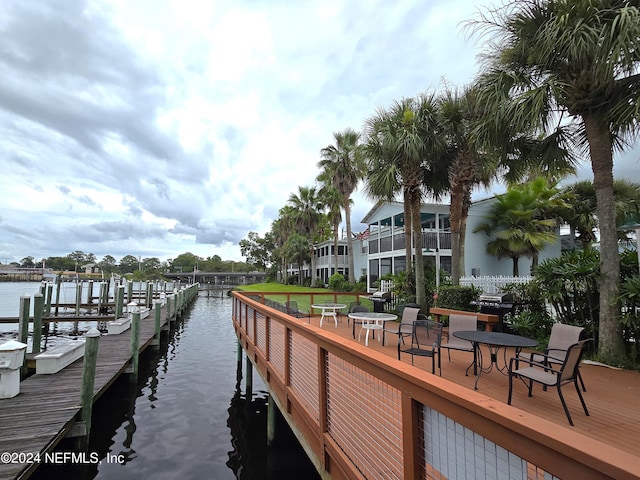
[333,223,339,278]
[449,181,465,285]
[344,198,356,284]
[512,256,519,277]
[403,189,413,281]
[459,189,472,280]
[411,189,426,308]
[584,114,625,362]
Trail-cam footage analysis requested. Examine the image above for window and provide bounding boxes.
[394,256,406,273]
[369,259,379,284]
[380,235,392,252]
[421,212,436,229]
[380,257,392,277]
[393,233,405,250]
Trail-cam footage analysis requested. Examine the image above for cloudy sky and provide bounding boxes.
[1,0,638,266]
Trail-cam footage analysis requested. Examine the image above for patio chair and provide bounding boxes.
[285,301,310,323]
[351,305,369,339]
[507,339,591,426]
[397,320,443,375]
[346,301,362,326]
[528,323,587,391]
[440,314,477,362]
[382,306,423,347]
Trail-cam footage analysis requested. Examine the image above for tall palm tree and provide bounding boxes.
[272,206,297,283]
[435,85,493,285]
[318,128,366,284]
[288,186,323,286]
[364,94,442,308]
[434,83,575,285]
[469,0,640,363]
[316,176,345,278]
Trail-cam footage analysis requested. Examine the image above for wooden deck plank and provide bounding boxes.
[0,306,173,480]
[309,314,640,459]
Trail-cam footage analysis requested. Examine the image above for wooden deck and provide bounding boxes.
[0,308,172,480]
[312,313,640,459]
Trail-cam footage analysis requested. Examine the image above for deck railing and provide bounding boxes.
[232,291,637,480]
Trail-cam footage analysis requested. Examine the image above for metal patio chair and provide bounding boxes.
[507,339,591,426]
[528,323,587,391]
[440,314,477,362]
[285,300,310,323]
[382,306,423,347]
[398,319,443,375]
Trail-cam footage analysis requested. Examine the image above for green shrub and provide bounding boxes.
[435,285,480,310]
[619,275,640,364]
[328,273,349,292]
[353,281,367,293]
[533,249,599,345]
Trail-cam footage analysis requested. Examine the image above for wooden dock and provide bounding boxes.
[0,285,198,480]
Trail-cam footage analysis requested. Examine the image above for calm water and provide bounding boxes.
[0,283,319,480]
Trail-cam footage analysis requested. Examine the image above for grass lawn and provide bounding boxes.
[235,282,373,312]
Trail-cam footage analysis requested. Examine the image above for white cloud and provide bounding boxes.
[2,0,637,266]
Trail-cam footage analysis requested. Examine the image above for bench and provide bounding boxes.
[35,339,86,374]
[107,316,131,335]
[429,307,500,331]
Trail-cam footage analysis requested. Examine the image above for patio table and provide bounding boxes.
[453,330,538,390]
[311,303,347,328]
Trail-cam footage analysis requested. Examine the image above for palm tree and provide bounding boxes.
[271,206,297,283]
[474,178,567,275]
[284,233,310,286]
[435,85,493,285]
[434,82,575,285]
[469,0,640,363]
[288,186,323,286]
[363,95,442,308]
[316,176,344,278]
[318,128,366,284]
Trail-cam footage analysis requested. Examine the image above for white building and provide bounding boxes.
[286,196,561,289]
[287,235,367,285]
[464,197,561,277]
[359,199,561,289]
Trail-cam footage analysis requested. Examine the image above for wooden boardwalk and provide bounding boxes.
[316,313,640,460]
[0,307,173,480]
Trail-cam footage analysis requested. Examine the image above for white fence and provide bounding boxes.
[459,275,533,293]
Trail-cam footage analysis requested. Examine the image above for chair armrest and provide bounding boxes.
[509,354,560,374]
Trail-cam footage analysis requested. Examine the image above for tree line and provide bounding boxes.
[9,251,254,277]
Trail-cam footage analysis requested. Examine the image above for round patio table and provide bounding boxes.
[311,303,347,328]
[348,312,397,346]
[453,330,538,390]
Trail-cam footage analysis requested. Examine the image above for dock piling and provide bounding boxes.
[45,282,53,317]
[154,301,162,349]
[18,295,30,346]
[77,328,100,451]
[130,311,141,380]
[32,293,44,354]
[267,395,276,446]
